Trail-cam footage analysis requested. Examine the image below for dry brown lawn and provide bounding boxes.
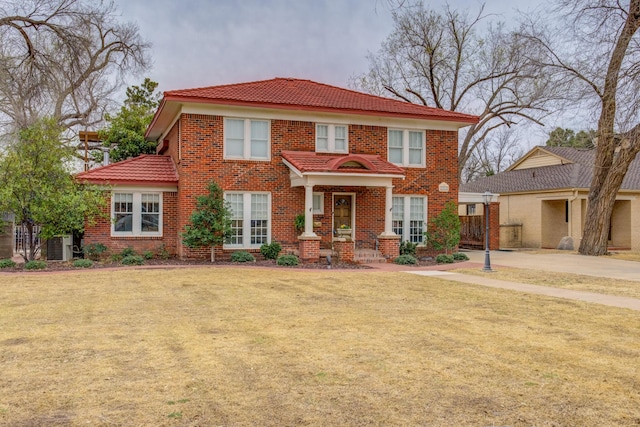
[1,267,639,426]
[454,267,640,299]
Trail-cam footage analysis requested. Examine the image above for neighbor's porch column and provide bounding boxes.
[380,185,395,236]
[302,184,317,237]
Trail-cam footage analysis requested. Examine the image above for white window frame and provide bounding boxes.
[312,192,324,215]
[224,118,271,160]
[111,191,163,237]
[388,129,425,167]
[392,195,427,244]
[316,124,348,153]
[224,191,272,249]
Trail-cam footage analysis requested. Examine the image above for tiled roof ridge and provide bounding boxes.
[164,77,478,121]
[76,154,157,176]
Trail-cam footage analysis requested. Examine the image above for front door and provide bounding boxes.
[334,195,352,230]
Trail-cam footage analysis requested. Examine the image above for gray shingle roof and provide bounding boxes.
[461,146,640,194]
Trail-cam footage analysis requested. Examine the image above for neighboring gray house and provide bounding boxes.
[460,146,640,250]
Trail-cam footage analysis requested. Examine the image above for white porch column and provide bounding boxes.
[380,185,396,236]
[302,184,317,237]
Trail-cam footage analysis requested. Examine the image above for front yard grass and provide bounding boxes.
[1,268,639,426]
[454,266,640,299]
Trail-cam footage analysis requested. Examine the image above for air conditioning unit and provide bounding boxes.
[46,235,73,261]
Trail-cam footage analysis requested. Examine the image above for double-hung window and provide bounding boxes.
[392,196,427,244]
[316,124,348,153]
[224,118,270,160]
[112,192,162,236]
[388,129,425,167]
[225,192,271,248]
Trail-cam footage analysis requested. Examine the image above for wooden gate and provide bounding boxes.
[460,215,484,249]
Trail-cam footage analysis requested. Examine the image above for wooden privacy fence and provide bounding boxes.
[460,215,484,249]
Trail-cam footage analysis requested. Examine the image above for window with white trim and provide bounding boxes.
[224,192,271,248]
[316,124,348,153]
[392,196,427,243]
[312,192,324,214]
[388,129,425,167]
[112,192,162,236]
[224,118,270,160]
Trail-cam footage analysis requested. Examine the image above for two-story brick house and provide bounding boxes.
[77,78,478,262]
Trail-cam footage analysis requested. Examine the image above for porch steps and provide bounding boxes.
[354,249,388,264]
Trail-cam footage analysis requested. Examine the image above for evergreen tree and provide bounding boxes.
[99,78,161,162]
[182,182,232,262]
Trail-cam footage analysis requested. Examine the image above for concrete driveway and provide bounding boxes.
[465,250,640,282]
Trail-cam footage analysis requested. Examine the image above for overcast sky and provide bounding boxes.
[113,0,552,144]
[114,0,548,91]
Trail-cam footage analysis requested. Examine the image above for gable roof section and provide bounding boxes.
[461,146,640,194]
[76,155,178,187]
[282,151,405,176]
[147,78,479,140]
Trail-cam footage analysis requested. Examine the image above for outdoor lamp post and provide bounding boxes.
[483,190,493,272]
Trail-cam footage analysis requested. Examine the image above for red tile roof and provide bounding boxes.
[281,151,405,176]
[76,155,178,186]
[163,78,478,123]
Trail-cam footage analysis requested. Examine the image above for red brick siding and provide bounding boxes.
[83,191,178,257]
[87,115,459,260]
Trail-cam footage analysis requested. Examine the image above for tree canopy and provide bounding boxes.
[354,2,561,178]
[99,78,161,162]
[545,128,596,149]
[0,0,149,135]
[520,0,640,255]
[0,118,107,261]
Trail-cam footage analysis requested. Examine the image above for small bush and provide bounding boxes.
[399,241,418,257]
[0,259,16,269]
[110,253,123,262]
[453,252,469,261]
[121,247,136,257]
[231,251,255,262]
[436,254,454,264]
[24,260,47,270]
[73,259,94,268]
[143,250,154,260]
[394,254,418,265]
[260,242,282,260]
[83,243,107,261]
[156,244,171,260]
[121,255,145,265]
[277,254,299,266]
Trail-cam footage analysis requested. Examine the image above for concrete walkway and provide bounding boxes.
[404,270,640,311]
[399,250,640,311]
[465,249,640,282]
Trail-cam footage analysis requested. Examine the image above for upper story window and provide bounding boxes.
[224,118,270,160]
[388,129,425,167]
[316,124,348,153]
[112,192,162,237]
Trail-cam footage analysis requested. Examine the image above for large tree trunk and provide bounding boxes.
[579,144,640,255]
[578,0,640,256]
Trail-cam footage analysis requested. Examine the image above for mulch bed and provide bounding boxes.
[1,256,442,273]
